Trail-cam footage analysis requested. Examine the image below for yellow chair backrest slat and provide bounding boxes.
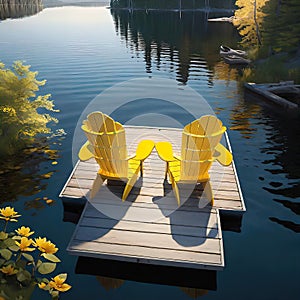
[81,112,129,178]
[180,115,225,181]
[184,115,223,135]
[86,111,106,132]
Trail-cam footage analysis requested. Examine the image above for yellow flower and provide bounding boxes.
[15,237,35,252]
[15,226,34,237]
[38,282,47,290]
[0,206,21,222]
[49,274,71,292]
[33,237,58,254]
[0,265,18,275]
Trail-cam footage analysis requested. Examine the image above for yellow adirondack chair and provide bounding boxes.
[78,112,155,200]
[155,115,233,206]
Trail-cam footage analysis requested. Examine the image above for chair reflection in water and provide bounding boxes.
[155,115,233,206]
[78,111,154,200]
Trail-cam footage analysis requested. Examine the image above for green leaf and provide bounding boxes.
[50,290,59,298]
[4,238,16,248]
[22,253,34,262]
[8,244,19,252]
[37,262,56,275]
[36,259,42,268]
[0,232,8,240]
[0,249,12,260]
[41,253,61,263]
[12,235,21,240]
[0,259,5,266]
[16,269,31,283]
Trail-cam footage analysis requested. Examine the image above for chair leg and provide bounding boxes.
[202,181,214,206]
[164,162,168,180]
[122,167,140,201]
[169,171,180,206]
[140,161,143,177]
[90,173,104,199]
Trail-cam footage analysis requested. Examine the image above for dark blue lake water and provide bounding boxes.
[0,5,300,300]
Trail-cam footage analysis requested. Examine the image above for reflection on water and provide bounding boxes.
[261,115,300,198]
[110,0,236,10]
[0,0,43,20]
[262,113,300,232]
[274,199,300,216]
[0,141,59,206]
[230,98,261,139]
[180,287,208,298]
[212,61,241,83]
[239,91,300,233]
[96,276,124,290]
[95,275,208,298]
[270,216,300,233]
[111,9,239,84]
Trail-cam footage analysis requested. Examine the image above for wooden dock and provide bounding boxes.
[244,82,300,111]
[61,126,245,272]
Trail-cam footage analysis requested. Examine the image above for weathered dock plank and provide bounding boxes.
[67,202,224,270]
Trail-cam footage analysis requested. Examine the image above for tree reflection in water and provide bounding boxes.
[96,276,124,290]
[0,0,43,20]
[111,9,239,84]
[233,91,300,233]
[179,287,208,298]
[95,275,209,298]
[0,140,60,208]
[110,0,236,10]
[262,114,300,233]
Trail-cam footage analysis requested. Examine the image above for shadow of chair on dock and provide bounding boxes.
[153,181,218,247]
[64,178,144,241]
[85,177,143,222]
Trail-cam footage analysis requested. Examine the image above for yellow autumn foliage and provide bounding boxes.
[0,61,60,155]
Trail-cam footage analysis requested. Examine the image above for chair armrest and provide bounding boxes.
[78,141,94,161]
[131,140,155,161]
[126,154,136,160]
[155,141,179,162]
[213,143,233,166]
